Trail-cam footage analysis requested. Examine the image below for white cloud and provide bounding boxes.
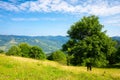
[50,1,74,12]
[11,18,39,21]
[29,1,41,12]
[11,17,65,21]
[0,1,19,11]
[88,4,120,16]
[19,1,30,11]
[0,0,120,16]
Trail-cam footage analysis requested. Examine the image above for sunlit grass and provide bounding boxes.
[0,54,120,80]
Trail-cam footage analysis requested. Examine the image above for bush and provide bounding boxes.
[6,46,21,56]
[30,46,46,60]
[0,49,4,54]
[48,50,67,65]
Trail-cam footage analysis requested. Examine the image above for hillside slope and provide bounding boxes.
[0,54,120,80]
[0,35,68,53]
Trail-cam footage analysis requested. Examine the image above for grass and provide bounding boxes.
[0,54,120,80]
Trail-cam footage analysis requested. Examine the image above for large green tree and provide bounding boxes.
[62,15,116,67]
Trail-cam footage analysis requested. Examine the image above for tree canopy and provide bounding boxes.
[6,43,46,60]
[6,45,21,56]
[30,46,46,60]
[62,15,116,67]
[18,43,31,57]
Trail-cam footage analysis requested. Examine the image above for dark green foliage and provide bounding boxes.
[67,15,103,40]
[66,54,75,66]
[30,46,46,60]
[0,49,4,53]
[6,43,46,60]
[63,15,116,67]
[62,39,76,54]
[48,50,67,65]
[115,46,120,63]
[47,53,53,60]
[18,43,31,57]
[6,46,21,56]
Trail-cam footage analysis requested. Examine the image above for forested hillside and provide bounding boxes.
[0,35,120,54]
[0,35,68,53]
[112,36,120,47]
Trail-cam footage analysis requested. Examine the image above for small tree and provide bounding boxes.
[6,45,21,56]
[30,46,46,60]
[18,43,31,57]
[48,50,67,65]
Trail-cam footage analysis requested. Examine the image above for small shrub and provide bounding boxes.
[6,45,21,56]
[0,49,4,54]
[48,50,67,65]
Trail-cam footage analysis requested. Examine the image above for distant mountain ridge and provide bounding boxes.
[0,35,120,54]
[112,36,120,41]
[0,35,69,54]
[112,36,120,47]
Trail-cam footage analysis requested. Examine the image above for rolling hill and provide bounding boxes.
[0,54,120,80]
[0,35,69,54]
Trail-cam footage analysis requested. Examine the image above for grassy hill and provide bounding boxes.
[0,54,120,80]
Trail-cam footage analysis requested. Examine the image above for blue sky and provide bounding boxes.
[0,0,120,36]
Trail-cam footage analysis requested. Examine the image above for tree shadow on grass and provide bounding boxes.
[103,64,120,69]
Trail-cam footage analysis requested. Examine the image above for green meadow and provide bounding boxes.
[0,54,120,80]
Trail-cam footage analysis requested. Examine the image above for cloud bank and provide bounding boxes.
[0,0,120,16]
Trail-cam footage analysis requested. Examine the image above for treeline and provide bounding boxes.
[1,41,119,67]
[6,43,46,60]
[0,42,67,65]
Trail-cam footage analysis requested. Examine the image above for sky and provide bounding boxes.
[0,0,120,37]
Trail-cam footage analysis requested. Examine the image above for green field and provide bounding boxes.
[0,54,120,80]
